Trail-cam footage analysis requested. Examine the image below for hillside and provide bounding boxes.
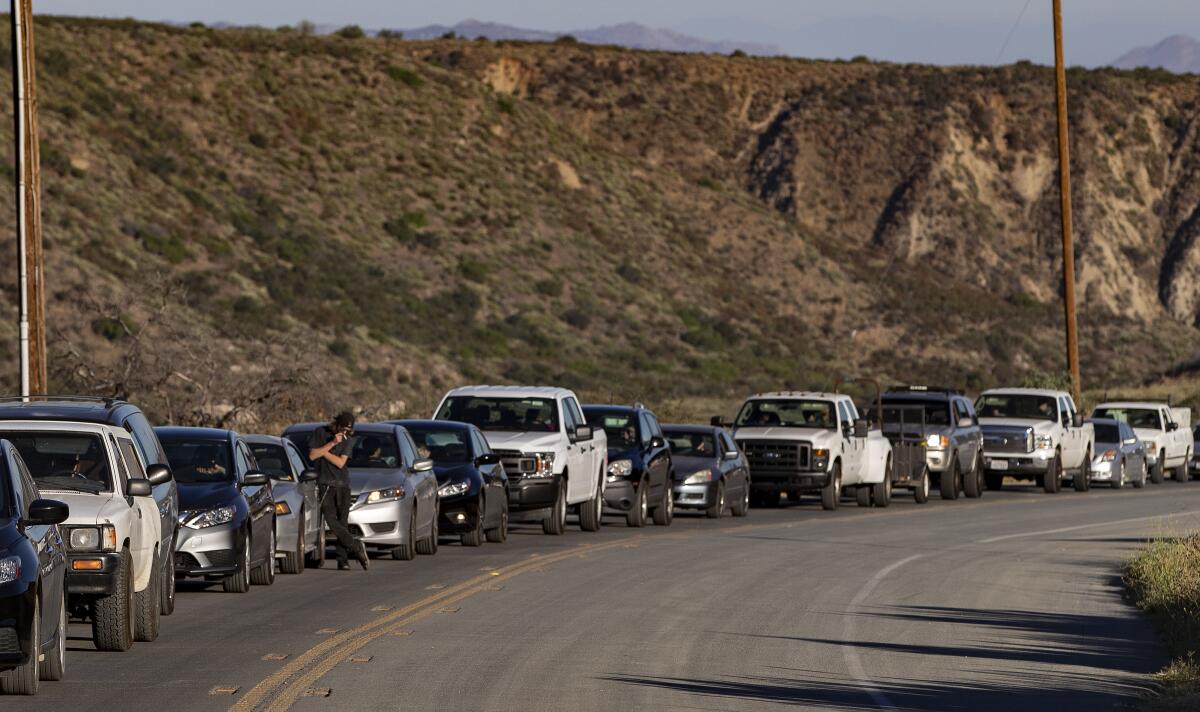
[1,17,1199,427]
[1113,34,1200,74]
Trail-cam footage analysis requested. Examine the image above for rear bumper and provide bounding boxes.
[65,552,124,595]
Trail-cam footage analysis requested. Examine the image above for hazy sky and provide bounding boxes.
[34,1,1200,66]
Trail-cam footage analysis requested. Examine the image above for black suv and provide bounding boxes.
[0,397,180,614]
[582,404,674,527]
[879,387,985,501]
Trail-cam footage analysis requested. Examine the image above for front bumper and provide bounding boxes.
[749,471,830,492]
[175,522,240,577]
[673,481,718,509]
[603,479,637,512]
[982,451,1053,476]
[1090,458,1115,480]
[348,499,410,549]
[65,552,125,595]
[438,493,481,534]
[0,582,35,667]
[507,474,562,512]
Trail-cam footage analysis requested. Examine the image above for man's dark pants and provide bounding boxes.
[320,485,357,564]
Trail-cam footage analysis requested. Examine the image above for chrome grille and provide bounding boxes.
[982,427,1032,454]
[494,449,537,475]
[739,440,812,472]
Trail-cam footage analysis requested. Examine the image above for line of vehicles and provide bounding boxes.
[1,383,1196,694]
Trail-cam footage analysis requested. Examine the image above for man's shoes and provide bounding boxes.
[355,541,370,571]
[337,560,351,571]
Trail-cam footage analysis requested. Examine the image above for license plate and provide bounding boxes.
[990,459,1008,471]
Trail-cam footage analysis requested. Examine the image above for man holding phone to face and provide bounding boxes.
[310,410,369,570]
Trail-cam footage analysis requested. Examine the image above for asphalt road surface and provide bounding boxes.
[11,482,1200,711]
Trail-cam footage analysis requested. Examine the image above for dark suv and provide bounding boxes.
[879,387,984,501]
[582,404,674,527]
[0,397,180,615]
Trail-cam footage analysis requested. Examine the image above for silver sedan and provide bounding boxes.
[1089,418,1147,489]
[246,435,324,572]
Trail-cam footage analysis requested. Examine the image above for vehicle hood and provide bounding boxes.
[1132,427,1164,443]
[480,431,562,452]
[348,468,406,495]
[733,426,838,443]
[432,463,477,485]
[0,518,23,550]
[978,418,1054,431]
[672,455,718,479]
[177,481,240,512]
[606,446,638,462]
[36,490,122,525]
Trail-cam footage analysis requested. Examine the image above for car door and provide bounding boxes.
[397,429,435,535]
[472,429,504,525]
[12,452,65,646]
[639,413,666,501]
[561,398,590,502]
[124,412,177,557]
[285,441,320,545]
[1161,407,1180,463]
[838,400,864,482]
[236,441,272,562]
[1056,397,1076,467]
[112,435,158,585]
[954,398,979,466]
[719,430,746,493]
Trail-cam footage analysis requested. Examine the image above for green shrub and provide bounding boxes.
[458,257,491,282]
[534,278,563,297]
[384,65,424,87]
[248,132,268,148]
[336,25,365,40]
[497,95,516,115]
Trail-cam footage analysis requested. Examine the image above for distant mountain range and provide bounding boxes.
[385,19,782,56]
[1112,34,1200,73]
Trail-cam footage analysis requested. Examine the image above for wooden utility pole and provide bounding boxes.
[1052,0,1081,403]
[11,0,46,398]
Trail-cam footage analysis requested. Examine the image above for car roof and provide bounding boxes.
[243,434,289,447]
[661,424,718,434]
[154,426,240,443]
[1093,401,1167,410]
[389,419,472,431]
[442,385,574,400]
[283,422,401,436]
[747,392,846,401]
[0,420,123,436]
[0,398,141,426]
[581,404,651,414]
[1090,417,1123,426]
[980,388,1069,398]
[882,391,954,402]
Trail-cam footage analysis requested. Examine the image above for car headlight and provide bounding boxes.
[683,469,714,485]
[366,487,404,504]
[1101,449,1116,462]
[607,459,633,480]
[274,501,292,516]
[1035,435,1054,451]
[438,481,471,497]
[182,505,236,529]
[926,434,949,450]
[1145,440,1157,454]
[66,525,117,551]
[0,555,20,584]
[529,452,556,478]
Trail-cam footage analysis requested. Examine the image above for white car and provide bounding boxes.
[1091,401,1192,484]
[731,392,893,510]
[0,421,169,652]
[434,386,607,535]
[976,388,1096,493]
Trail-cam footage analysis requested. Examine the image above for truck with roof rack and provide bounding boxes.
[730,391,892,510]
[976,388,1095,493]
[433,386,607,535]
[1090,400,1191,484]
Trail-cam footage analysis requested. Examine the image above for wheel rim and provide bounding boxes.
[718,486,726,512]
[242,536,251,586]
[640,487,648,519]
[57,595,66,672]
[921,472,929,497]
[1120,461,1126,485]
[667,488,674,517]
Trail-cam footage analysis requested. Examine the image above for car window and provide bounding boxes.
[11,454,38,517]
[1057,398,1070,425]
[720,431,737,454]
[124,412,166,467]
[562,400,580,432]
[250,443,293,480]
[234,442,253,477]
[837,401,851,428]
[118,438,147,479]
[472,430,491,457]
[347,433,402,469]
[400,432,419,467]
[646,413,663,439]
[109,435,131,493]
[1,431,115,494]
[638,413,654,446]
[954,399,970,422]
[664,431,717,457]
[285,443,308,477]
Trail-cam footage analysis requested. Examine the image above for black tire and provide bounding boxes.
[543,481,567,535]
[134,553,161,642]
[626,481,648,527]
[1112,459,1126,490]
[1073,450,1091,492]
[706,482,726,519]
[652,485,674,526]
[306,518,327,569]
[250,525,277,586]
[223,532,251,593]
[1151,452,1165,484]
[93,549,135,651]
[416,504,439,555]
[913,468,931,504]
[731,480,750,517]
[280,510,305,574]
[461,500,485,547]
[855,485,872,507]
[40,590,66,682]
[485,499,509,543]
[1133,460,1147,489]
[393,513,417,560]
[579,479,603,532]
[1174,451,1191,483]
[159,547,176,616]
[940,459,960,501]
[872,461,892,507]
[1043,454,1062,493]
[964,454,983,499]
[984,472,1004,491]
[821,463,841,511]
[0,596,38,694]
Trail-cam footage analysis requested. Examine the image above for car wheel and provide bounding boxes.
[1074,450,1092,492]
[416,503,439,555]
[281,510,305,574]
[1043,454,1062,494]
[579,476,603,532]
[821,463,841,511]
[223,532,252,593]
[626,481,648,527]
[964,454,983,498]
[250,525,277,586]
[1133,460,1147,488]
[653,485,674,526]
[461,499,485,547]
[134,551,161,642]
[485,499,509,543]
[872,460,892,507]
[1174,450,1191,483]
[941,459,960,501]
[393,513,417,560]
[731,480,750,517]
[855,484,872,507]
[914,468,931,504]
[306,518,327,569]
[93,549,135,650]
[1112,459,1126,490]
[1151,452,1165,484]
[0,595,38,694]
[159,547,176,616]
[543,481,567,535]
[706,481,726,519]
[39,589,66,682]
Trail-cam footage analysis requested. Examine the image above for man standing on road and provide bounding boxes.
[310,411,369,571]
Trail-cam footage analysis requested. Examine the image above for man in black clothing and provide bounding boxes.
[309,411,369,570]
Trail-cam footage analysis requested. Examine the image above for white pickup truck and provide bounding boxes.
[434,386,608,535]
[730,392,893,510]
[976,388,1096,493]
[1091,401,1192,484]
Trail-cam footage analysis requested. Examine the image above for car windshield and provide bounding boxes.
[406,427,471,464]
[1,432,112,493]
[436,396,559,432]
[1092,408,1161,430]
[975,395,1058,421]
[249,444,292,480]
[163,439,234,483]
[664,431,717,458]
[1094,423,1122,444]
[346,433,401,469]
[734,400,836,429]
[881,399,951,426]
[584,411,640,449]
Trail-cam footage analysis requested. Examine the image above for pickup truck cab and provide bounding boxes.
[1091,401,1192,484]
[0,421,170,652]
[732,392,893,510]
[434,386,607,535]
[976,388,1095,493]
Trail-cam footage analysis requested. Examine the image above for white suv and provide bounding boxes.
[434,386,608,535]
[0,421,169,651]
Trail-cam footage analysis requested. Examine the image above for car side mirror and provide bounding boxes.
[145,464,173,486]
[723,450,739,460]
[710,416,725,427]
[959,417,974,428]
[25,498,69,525]
[413,458,434,473]
[853,419,869,438]
[127,479,153,497]
[475,453,500,466]
[1168,422,1179,432]
[300,468,319,482]
[649,435,666,449]
[1072,413,1084,428]
[573,425,593,442]
[242,471,270,487]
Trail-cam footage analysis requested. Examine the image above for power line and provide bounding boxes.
[997,0,1034,63]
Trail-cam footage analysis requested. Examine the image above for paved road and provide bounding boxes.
[10,482,1200,711]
